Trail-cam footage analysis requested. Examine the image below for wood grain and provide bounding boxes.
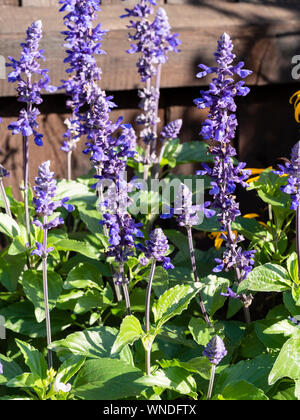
[0,1,300,97]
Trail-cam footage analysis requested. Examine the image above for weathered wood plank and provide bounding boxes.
[0,2,300,97]
[21,0,164,7]
[0,0,19,5]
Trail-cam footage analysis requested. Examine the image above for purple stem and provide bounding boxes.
[226,222,251,324]
[120,263,131,316]
[22,133,31,247]
[42,216,52,368]
[296,206,300,282]
[186,226,212,326]
[145,258,156,375]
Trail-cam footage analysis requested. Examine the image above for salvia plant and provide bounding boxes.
[0,0,300,403]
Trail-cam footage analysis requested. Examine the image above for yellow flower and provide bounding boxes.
[290,90,300,123]
[208,213,266,249]
[245,167,273,183]
[208,230,237,250]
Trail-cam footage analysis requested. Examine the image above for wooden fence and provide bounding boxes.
[0,0,300,199]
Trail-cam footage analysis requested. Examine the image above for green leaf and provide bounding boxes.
[0,301,72,337]
[263,319,300,337]
[142,266,169,298]
[7,236,27,256]
[217,380,269,400]
[0,213,20,238]
[73,290,103,314]
[269,337,300,385]
[49,326,121,361]
[237,263,292,294]
[139,366,197,399]
[55,239,99,259]
[173,141,214,164]
[73,358,147,400]
[217,354,276,393]
[22,270,63,322]
[197,275,230,316]
[64,262,102,290]
[287,252,299,284]
[15,339,48,380]
[152,283,200,328]
[0,254,26,292]
[56,179,92,202]
[6,373,42,389]
[188,317,217,346]
[56,355,86,385]
[111,315,144,354]
[0,355,22,385]
[77,206,104,235]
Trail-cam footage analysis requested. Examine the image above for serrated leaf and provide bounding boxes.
[238,263,292,294]
[0,213,20,238]
[73,358,146,400]
[111,315,144,354]
[15,339,47,380]
[138,367,198,399]
[64,263,103,291]
[49,326,123,361]
[217,380,269,400]
[197,275,230,316]
[22,270,63,322]
[0,355,22,385]
[287,252,299,284]
[188,317,216,346]
[269,337,300,385]
[55,239,99,259]
[152,284,199,328]
[7,236,27,256]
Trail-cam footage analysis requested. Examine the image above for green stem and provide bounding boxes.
[207,364,216,400]
[42,216,52,369]
[0,178,11,217]
[186,226,211,326]
[145,259,156,375]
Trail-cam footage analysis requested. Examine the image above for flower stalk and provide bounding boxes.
[0,164,11,217]
[145,258,156,375]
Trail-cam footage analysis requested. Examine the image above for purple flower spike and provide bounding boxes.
[7,20,56,146]
[59,0,107,154]
[203,335,227,365]
[161,119,182,140]
[144,228,174,270]
[195,33,255,281]
[274,141,300,210]
[32,161,74,229]
[0,362,3,375]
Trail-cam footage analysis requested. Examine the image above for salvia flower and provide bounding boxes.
[59,0,107,153]
[160,119,182,140]
[140,228,174,270]
[195,33,255,279]
[274,141,300,210]
[0,362,3,375]
[7,20,56,146]
[31,161,74,257]
[161,183,215,227]
[220,287,241,300]
[203,335,227,365]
